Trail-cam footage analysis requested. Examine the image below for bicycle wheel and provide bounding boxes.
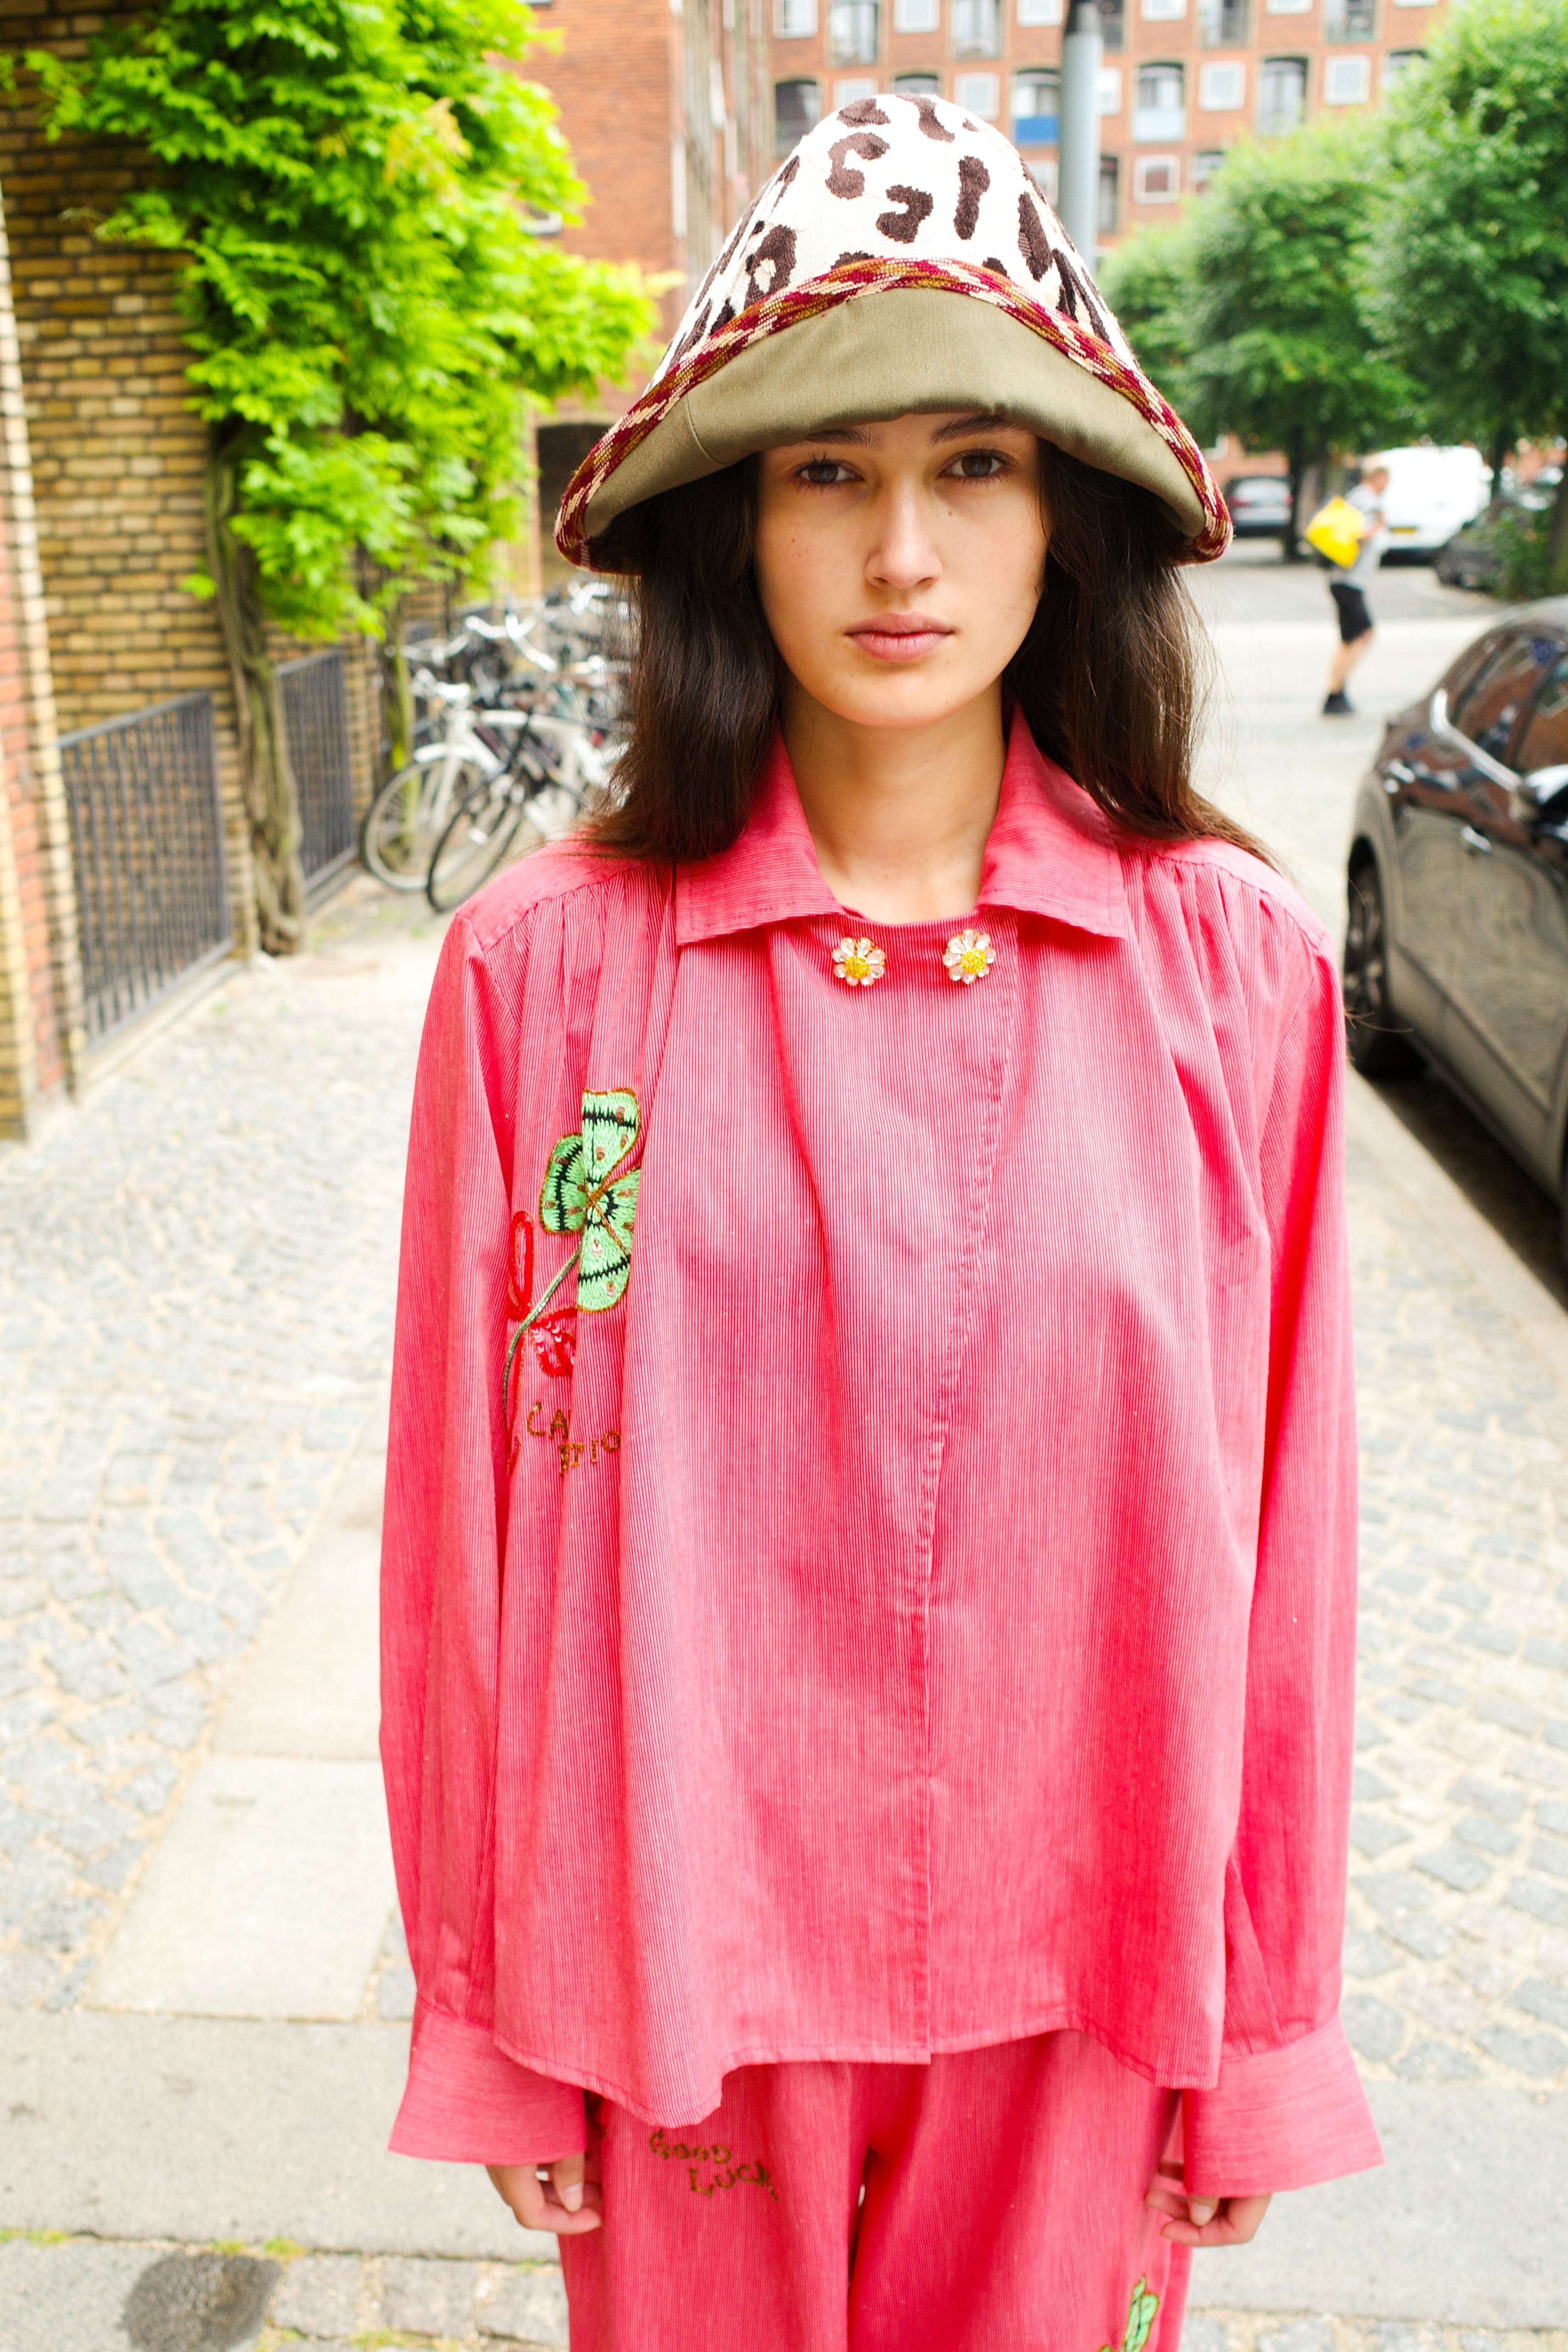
[426,782,528,913]
[362,759,470,891]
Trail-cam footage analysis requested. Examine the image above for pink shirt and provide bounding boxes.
[382,720,1381,2195]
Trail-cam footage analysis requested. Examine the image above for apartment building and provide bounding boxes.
[770,0,1450,247]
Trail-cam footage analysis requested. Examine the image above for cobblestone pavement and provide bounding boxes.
[0,2236,568,2352]
[1338,1131,1568,2091]
[0,883,444,2011]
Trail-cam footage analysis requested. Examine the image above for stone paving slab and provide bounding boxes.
[0,887,443,2013]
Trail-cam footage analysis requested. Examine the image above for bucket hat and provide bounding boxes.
[555,93,1229,571]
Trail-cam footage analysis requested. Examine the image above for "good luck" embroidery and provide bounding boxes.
[647,2127,780,2204]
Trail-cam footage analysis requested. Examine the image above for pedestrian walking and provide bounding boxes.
[380,96,1381,2351]
[1322,462,1391,715]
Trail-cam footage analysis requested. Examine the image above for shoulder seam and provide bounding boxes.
[1121,838,1331,958]
[461,856,652,956]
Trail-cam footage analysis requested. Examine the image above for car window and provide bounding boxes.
[1443,630,1507,710]
[1515,651,1568,777]
[1449,632,1561,765]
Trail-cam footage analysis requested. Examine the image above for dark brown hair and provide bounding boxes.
[588,438,1264,867]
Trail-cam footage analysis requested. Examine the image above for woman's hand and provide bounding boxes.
[1145,2158,1272,2247]
[486,2151,603,2235]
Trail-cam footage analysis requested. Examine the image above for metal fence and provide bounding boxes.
[59,692,231,1046]
[279,649,355,890]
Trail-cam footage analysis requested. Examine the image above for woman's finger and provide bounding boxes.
[551,2152,587,2214]
[1158,2190,1274,2247]
[484,2158,603,2235]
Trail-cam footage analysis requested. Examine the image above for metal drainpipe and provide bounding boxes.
[1057,0,1104,275]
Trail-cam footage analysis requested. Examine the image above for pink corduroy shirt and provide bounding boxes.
[381,719,1382,2196]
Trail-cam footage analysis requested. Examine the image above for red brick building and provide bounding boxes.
[764,0,1450,245]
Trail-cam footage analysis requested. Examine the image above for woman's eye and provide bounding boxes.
[949,450,1006,479]
[798,459,853,486]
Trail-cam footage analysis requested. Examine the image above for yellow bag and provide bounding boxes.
[1305,495,1368,570]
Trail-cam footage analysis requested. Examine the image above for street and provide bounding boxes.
[3,547,1568,2351]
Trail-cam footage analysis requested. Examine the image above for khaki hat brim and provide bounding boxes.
[573,283,1208,565]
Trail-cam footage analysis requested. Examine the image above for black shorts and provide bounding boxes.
[1330,581,1372,643]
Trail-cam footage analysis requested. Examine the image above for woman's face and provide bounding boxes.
[752,411,1048,735]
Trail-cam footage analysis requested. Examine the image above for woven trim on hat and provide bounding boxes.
[555,256,1231,567]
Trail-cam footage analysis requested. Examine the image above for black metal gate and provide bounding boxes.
[279,649,354,889]
[59,692,231,1045]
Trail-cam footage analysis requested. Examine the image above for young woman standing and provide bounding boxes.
[381,96,1381,2350]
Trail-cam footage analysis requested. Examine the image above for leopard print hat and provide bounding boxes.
[555,93,1229,569]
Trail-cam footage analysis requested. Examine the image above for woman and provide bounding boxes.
[381,96,1381,2350]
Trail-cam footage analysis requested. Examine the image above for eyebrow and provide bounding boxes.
[790,412,1017,449]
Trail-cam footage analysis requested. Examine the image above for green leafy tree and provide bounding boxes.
[1163,126,1418,557]
[1098,220,1197,415]
[26,0,652,949]
[1368,0,1568,589]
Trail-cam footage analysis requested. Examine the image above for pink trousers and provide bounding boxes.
[560,2032,1192,2351]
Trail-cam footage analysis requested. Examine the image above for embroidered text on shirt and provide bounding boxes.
[647,2127,780,2203]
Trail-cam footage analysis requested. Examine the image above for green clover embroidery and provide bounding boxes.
[540,1089,642,1312]
[1099,2277,1159,2352]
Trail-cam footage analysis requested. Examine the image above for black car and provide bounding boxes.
[1343,602,1568,1252]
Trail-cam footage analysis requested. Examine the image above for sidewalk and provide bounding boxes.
[0,554,1565,2348]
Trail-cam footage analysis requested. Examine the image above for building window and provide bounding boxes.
[774,77,822,153]
[1323,0,1376,33]
[835,74,881,102]
[951,0,1001,56]
[831,0,879,61]
[1134,155,1181,203]
[894,0,940,28]
[1199,59,1245,107]
[1383,47,1425,85]
[1098,155,1120,235]
[1323,52,1371,102]
[1097,66,1124,114]
[1134,61,1185,141]
[1198,0,1250,37]
[1264,0,1309,11]
[893,71,941,92]
[1192,148,1226,188]
[1141,0,1185,17]
[1012,68,1060,145]
[954,68,1001,114]
[775,0,818,33]
[1016,0,1062,21]
[1258,55,1307,130]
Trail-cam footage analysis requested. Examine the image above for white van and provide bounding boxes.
[1364,445,1489,558]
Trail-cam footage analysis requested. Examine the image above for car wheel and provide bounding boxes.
[1343,860,1423,1078]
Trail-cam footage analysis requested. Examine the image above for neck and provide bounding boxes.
[781,682,1007,924]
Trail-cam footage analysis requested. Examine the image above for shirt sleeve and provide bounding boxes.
[379,910,586,2167]
[1183,925,1383,2199]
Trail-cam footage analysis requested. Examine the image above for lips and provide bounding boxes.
[846,613,954,664]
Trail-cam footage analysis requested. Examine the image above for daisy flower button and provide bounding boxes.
[832,937,886,988]
[943,929,995,985]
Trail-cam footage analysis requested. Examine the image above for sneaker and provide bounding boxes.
[1323,690,1354,715]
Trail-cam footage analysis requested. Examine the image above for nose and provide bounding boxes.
[865,477,941,598]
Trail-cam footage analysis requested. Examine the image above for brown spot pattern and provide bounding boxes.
[826,132,890,198]
[876,183,934,244]
[906,95,955,142]
[1017,190,1052,281]
[954,156,989,240]
[742,222,798,306]
[838,97,891,126]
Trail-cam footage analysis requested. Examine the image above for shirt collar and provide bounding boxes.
[674,713,1130,946]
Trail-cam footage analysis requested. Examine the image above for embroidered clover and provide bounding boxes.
[833,936,886,987]
[942,928,995,985]
[502,1089,642,1415]
[1098,2276,1159,2352]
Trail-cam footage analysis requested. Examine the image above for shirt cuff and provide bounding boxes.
[389,2001,587,2166]
[1182,2014,1384,2197]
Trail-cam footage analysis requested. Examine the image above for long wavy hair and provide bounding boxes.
[586,438,1261,867]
